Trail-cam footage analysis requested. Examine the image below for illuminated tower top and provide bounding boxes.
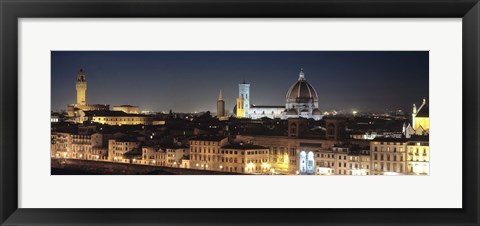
[77,69,86,82]
[218,89,223,101]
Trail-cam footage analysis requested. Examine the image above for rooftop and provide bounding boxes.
[222,143,268,150]
[372,137,408,142]
[251,105,285,109]
[114,105,139,108]
[190,136,226,142]
[84,110,148,117]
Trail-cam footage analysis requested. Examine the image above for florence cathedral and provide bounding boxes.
[232,69,323,120]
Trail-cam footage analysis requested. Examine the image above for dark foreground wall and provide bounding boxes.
[51,158,243,175]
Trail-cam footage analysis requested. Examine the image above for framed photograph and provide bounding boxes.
[1,0,479,225]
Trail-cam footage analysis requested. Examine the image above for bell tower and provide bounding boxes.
[217,90,225,118]
[238,79,250,118]
[236,96,244,118]
[76,69,87,106]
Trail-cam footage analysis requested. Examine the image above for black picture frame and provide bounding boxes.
[1,0,479,225]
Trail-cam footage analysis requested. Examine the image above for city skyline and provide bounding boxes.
[51,51,430,176]
[51,51,428,113]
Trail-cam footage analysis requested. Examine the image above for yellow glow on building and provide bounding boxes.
[413,117,429,131]
[113,105,140,114]
[91,116,153,125]
[236,97,244,118]
[412,98,429,132]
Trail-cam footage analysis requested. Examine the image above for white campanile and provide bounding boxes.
[239,80,250,118]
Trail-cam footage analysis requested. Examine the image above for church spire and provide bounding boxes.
[413,104,417,114]
[218,90,223,101]
[299,68,305,80]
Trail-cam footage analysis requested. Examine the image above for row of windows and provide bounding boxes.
[190,141,219,145]
[373,163,405,172]
[318,169,370,175]
[374,154,404,161]
[373,147,404,152]
[190,154,268,163]
[72,145,92,151]
[72,135,91,139]
[190,148,268,156]
[94,117,147,121]
[190,147,218,153]
[112,142,139,146]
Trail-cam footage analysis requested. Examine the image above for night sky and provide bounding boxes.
[51,51,428,114]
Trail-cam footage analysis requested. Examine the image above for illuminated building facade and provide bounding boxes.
[85,110,154,125]
[314,148,371,175]
[412,98,429,133]
[165,147,189,167]
[140,146,162,165]
[238,134,337,175]
[108,138,141,162]
[406,137,429,175]
[51,132,72,158]
[189,137,229,170]
[370,138,408,175]
[188,137,269,173]
[113,105,140,114]
[249,106,285,119]
[71,133,108,160]
[51,132,109,160]
[218,144,270,174]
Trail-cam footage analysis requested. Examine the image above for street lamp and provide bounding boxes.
[247,162,254,174]
[270,168,275,175]
[261,163,270,174]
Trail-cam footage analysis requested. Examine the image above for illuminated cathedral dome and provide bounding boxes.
[286,69,318,102]
[284,69,321,120]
